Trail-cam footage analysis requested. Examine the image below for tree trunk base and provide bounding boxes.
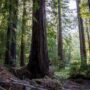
[0,65,62,90]
[10,66,32,79]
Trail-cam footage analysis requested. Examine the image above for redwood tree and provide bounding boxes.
[5,0,18,67]
[58,0,64,68]
[27,0,49,78]
[88,0,90,57]
[20,0,26,66]
[76,0,87,68]
[88,20,90,53]
[88,0,90,10]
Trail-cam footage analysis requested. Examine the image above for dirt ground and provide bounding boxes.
[63,80,90,90]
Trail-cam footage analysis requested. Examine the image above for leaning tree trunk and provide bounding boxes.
[27,0,49,78]
[76,0,87,68]
[20,0,26,66]
[58,0,64,68]
[5,0,18,67]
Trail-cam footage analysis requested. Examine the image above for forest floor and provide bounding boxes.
[55,69,90,90]
[62,79,90,90]
[0,65,90,90]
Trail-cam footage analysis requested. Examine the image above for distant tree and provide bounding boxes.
[88,0,90,10]
[27,0,49,78]
[5,0,18,67]
[86,19,90,56]
[64,35,72,67]
[20,0,26,66]
[58,0,64,68]
[87,0,90,54]
[76,0,87,68]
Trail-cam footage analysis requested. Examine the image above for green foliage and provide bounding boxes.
[33,1,40,12]
[47,24,58,64]
[0,2,7,63]
[55,68,69,79]
[69,62,80,77]
[80,2,90,18]
[69,62,90,79]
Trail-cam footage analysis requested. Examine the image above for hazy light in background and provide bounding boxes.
[68,0,78,33]
[69,0,76,9]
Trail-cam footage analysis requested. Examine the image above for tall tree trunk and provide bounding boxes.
[76,0,87,68]
[20,0,26,66]
[88,0,90,59]
[88,0,90,10]
[5,0,18,67]
[88,20,90,53]
[58,0,64,68]
[27,0,49,78]
[86,19,90,56]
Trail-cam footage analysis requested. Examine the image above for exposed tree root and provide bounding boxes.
[31,76,62,90]
[10,66,32,79]
[10,65,55,80]
[0,65,62,90]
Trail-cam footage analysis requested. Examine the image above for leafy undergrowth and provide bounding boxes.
[55,68,70,79]
[54,66,90,90]
[69,63,90,80]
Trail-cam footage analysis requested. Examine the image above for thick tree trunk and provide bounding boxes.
[5,0,18,67]
[76,0,87,68]
[58,0,64,68]
[20,0,26,66]
[27,0,49,78]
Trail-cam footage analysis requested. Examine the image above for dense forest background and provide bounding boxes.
[0,0,90,90]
